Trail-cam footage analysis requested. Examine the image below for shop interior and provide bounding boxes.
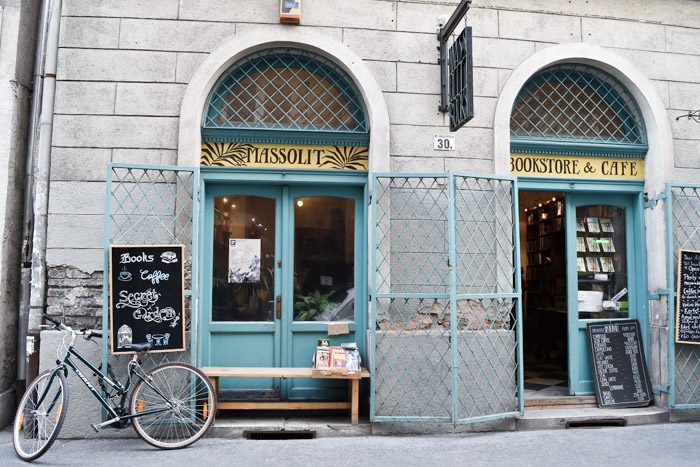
[520,191,629,400]
[520,191,569,399]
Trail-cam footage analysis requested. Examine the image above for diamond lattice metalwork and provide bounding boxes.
[511,64,646,149]
[105,166,198,369]
[204,48,367,134]
[371,174,521,423]
[671,186,700,406]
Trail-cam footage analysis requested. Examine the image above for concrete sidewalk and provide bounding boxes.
[2,422,699,466]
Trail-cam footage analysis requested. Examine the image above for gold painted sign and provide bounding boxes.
[202,142,368,170]
[510,153,644,180]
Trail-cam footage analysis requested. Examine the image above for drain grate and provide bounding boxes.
[566,418,627,428]
[244,430,316,440]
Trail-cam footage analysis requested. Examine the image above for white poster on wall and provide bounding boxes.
[228,238,261,283]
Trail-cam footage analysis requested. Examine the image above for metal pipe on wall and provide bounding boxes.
[18,0,62,390]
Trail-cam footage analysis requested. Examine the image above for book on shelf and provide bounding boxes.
[599,256,615,272]
[586,257,600,272]
[586,217,601,233]
[330,347,346,368]
[586,237,601,252]
[576,218,586,232]
[600,238,616,252]
[576,237,587,252]
[577,257,587,272]
[599,218,614,232]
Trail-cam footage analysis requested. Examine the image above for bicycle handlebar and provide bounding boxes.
[43,314,102,339]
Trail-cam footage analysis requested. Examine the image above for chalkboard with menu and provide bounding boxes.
[676,249,700,344]
[109,245,185,354]
[587,320,652,408]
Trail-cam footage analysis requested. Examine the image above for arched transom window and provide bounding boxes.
[203,48,369,147]
[510,64,647,157]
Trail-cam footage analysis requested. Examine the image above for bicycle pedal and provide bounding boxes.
[91,424,100,433]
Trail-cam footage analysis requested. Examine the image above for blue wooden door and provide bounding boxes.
[565,193,643,394]
[202,183,366,401]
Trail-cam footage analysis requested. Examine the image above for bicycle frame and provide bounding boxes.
[38,342,175,428]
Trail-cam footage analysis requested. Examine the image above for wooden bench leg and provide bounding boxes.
[350,379,359,425]
[209,376,219,416]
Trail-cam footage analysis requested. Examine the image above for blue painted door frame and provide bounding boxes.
[199,169,368,401]
[519,178,648,396]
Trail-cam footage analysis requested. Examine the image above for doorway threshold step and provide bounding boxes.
[517,406,668,431]
[525,395,597,408]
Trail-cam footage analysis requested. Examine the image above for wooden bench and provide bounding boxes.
[201,367,371,425]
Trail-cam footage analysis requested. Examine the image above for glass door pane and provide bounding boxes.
[212,195,276,322]
[293,196,355,321]
[575,205,628,320]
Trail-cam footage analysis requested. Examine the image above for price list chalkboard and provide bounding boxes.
[109,245,185,354]
[587,320,652,408]
[676,250,700,344]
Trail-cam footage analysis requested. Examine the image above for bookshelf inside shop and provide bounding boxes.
[524,197,566,360]
[575,206,628,320]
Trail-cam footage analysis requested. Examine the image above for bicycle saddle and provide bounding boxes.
[126,343,152,352]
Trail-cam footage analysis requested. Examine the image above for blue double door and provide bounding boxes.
[202,182,365,401]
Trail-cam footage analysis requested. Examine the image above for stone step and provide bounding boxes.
[517,405,669,430]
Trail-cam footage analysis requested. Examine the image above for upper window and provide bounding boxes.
[510,65,647,157]
[203,48,368,146]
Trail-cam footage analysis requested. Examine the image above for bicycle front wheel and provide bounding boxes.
[130,363,215,449]
[13,370,69,462]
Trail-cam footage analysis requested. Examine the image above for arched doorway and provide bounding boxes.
[198,47,372,402]
[509,63,649,396]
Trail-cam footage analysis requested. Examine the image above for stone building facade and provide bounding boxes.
[7,0,700,429]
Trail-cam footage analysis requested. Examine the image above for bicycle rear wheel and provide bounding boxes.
[130,363,215,449]
[13,370,69,462]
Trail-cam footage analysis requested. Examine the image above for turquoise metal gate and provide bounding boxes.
[370,173,523,423]
[101,164,200,372]
[666,183,700,409]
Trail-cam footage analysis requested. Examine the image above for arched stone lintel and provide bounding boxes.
[178,28,390,173]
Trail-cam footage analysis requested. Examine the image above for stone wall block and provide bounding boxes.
[386,93,444,126]
[397,62,440,95]
[115,83,186,116]
[302,0,396,30]
[365,60,396,93]
[53,115,179,149]
[499,10,581,43]
[119,19,235,53]
[343,29,437,63]
[391,156,444,172]
[667,26,700,56]
[471,37,535,69]
[112,149,177,166]
[178,0,278,23]
[444,157,493,173]
[49,181,105,215]
[51,147,111,182]
[473,67,499,98]
[63,0,179,19]
[59,16,119,48]
[582,18,665,52]
[397,1,453,34]
[47,214,104,249]
[176,52,209,84]
[235,23,344,43]
[674,140,700,169]
[47,249,104,274]
[390,125,493,160]
[614,48,700,83]
[55,81,116,115]
[669,82,700,111]
[57,49,176,82]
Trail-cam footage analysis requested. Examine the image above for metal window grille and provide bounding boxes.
[510,65,647,155]
[102,165,200,372]
[667,184,700,408]
[204,48,368,135]
[370,173,522,424]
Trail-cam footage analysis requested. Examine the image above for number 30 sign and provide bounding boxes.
[433,134,456,151]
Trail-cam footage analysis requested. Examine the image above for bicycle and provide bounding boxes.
[13,315,216,462]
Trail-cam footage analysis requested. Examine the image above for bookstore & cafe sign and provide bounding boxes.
[510,153,644,180]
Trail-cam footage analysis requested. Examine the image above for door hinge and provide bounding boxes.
[644,192,668,209]
[648,288,671,300]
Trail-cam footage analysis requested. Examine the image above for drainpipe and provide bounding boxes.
[18,0,62,390]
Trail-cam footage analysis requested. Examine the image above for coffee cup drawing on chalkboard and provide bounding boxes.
[117,267,132,282]
[160,251,178,263]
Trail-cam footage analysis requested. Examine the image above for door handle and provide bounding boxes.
[276,295,281,319]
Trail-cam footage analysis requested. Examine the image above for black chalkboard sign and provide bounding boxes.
[587,320,652,408]
[676,250,700,344]
[109,245,185,354]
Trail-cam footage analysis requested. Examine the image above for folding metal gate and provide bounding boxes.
[101,164,200,371]
[370,173,523,423]
[666,183,700,409]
